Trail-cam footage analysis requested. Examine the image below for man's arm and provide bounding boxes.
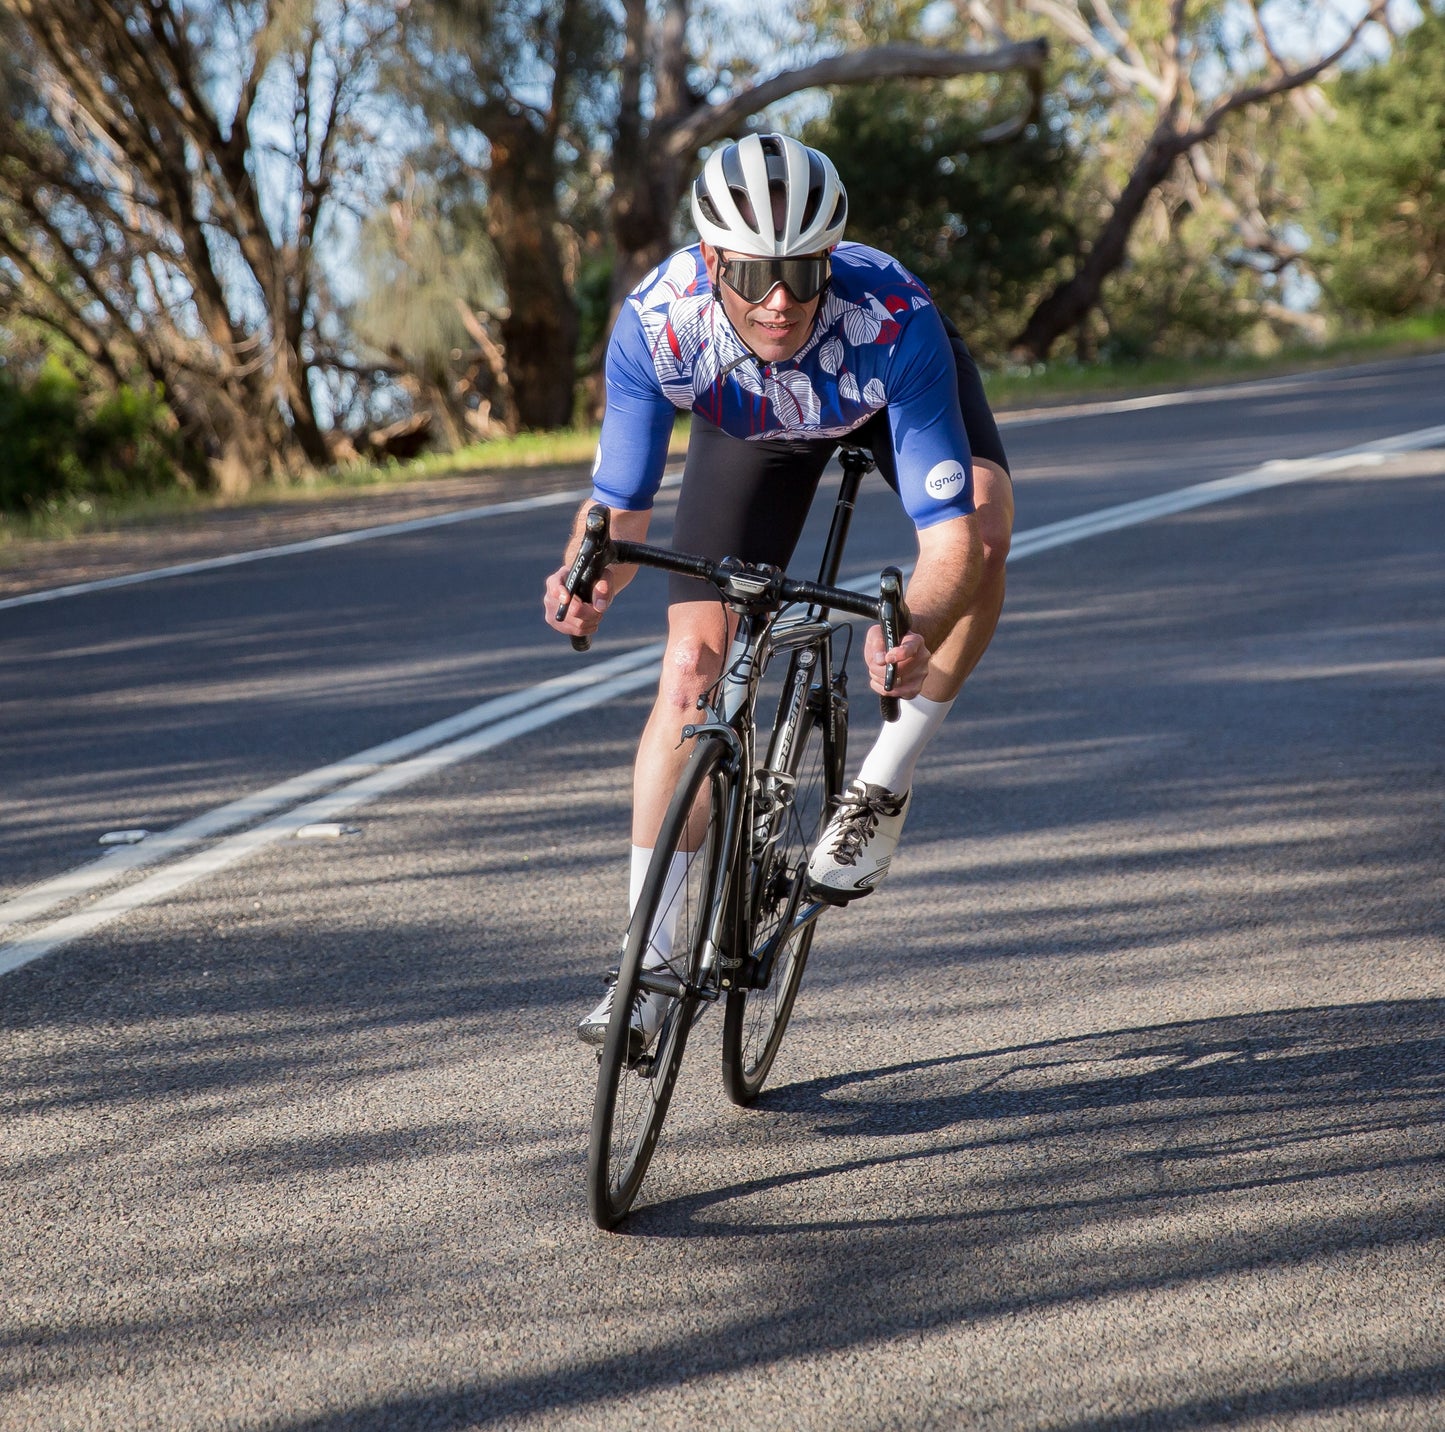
[542,500,654,644]
[862,509,984,701]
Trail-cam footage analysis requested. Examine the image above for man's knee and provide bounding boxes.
[655,614,728,714]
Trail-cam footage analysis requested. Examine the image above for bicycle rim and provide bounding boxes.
[722,697,833,1105]
[587,739,730,1228]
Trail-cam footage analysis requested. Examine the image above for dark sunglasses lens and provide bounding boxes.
[723,258,829,303]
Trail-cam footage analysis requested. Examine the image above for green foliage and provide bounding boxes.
[573,247,616,370]
[354,173,505,377]
[1299,7,1445,319]
[0,355,184,513]
[1095,238,1260,365]
[803,82,1076,363]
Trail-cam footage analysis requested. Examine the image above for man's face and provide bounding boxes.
[701,243,827,364]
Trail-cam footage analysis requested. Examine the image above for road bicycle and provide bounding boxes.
[558,447,908,1228]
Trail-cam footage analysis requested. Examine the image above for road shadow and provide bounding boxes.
[629,998,1445,1235]
[260,997,1444,1430]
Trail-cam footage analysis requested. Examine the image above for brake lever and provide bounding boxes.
[556,505,613,652]
[878,566,909,723]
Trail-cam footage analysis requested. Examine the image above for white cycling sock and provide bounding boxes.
[855,694,955,795]
[630,845,689,968]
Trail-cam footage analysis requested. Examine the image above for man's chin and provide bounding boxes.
[748,327,802,361]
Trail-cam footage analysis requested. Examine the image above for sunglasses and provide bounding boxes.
[717,254,831,305]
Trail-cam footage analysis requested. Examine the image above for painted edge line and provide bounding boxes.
[0,471,681,614]
[0,661,662,977]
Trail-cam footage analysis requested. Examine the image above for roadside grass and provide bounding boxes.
[3,312,1442,552]
[981,310,1445,408]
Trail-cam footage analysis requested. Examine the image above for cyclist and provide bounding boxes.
[544,132,1013,1047]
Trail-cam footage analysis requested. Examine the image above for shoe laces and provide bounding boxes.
[827,786,903,865]
[609,974,666,1029]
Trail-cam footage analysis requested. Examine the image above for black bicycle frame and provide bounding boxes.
[663,446,875,997]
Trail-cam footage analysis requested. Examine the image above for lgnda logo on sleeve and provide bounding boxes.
[925,461,968,500]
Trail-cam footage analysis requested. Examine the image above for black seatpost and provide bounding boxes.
[814,446,872,595]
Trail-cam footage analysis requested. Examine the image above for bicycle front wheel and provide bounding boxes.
[587,737,732,1229]
[721,680,840,1105]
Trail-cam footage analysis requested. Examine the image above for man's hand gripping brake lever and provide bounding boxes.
[555,505,614,653]
[877,566,910,723]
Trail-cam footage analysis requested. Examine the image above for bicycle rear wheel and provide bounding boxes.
[721,674,841,1105]
[588,737,731,1229]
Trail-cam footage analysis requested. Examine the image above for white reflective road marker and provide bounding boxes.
[3,422,1442,977]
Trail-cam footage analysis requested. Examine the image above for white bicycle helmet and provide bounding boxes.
[690,133,848,257]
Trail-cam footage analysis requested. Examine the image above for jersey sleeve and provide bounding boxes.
[589,303,678,512]
[885,303,976,528]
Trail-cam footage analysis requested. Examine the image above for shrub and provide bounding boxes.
[0,356,184,513]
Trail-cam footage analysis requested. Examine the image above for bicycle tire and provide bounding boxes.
[587,736,732,1229]
[721,675,843,1105]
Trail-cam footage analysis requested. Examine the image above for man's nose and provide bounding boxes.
[760,282,797,309]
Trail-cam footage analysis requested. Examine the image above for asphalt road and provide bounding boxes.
[2,354,1443,1429]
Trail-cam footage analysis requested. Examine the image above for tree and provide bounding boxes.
[961,0,1393,361]
[392,0,616,431]
[352,165,513,445]
[0,0,401,492]
[1296,5,1445,319]
[390,0,1047,428]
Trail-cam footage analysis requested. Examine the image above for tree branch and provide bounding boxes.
[1193,0,1388,141]
[1025,0,1164,98]
[660,39,1049,159]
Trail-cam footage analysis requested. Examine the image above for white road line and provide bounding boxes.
[0,660,664,977]
[1008,425,1445,561]
[0,641,664,937]
[0,488,583,613]
[995,350,1445,427]
[0,469,680,613]
[2,421,1442,977]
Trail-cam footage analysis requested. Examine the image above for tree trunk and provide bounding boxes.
[485,128,580,429]
[1011,122,1187,362]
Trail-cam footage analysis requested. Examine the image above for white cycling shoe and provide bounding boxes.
[577,978,668,1059]
[807,780,911,904]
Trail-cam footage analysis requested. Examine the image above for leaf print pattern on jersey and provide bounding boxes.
[766,368,822,426]
[592,241,976,528]
[639,252,701,312]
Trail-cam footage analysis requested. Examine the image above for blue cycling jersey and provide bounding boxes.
[591,242,975,528]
